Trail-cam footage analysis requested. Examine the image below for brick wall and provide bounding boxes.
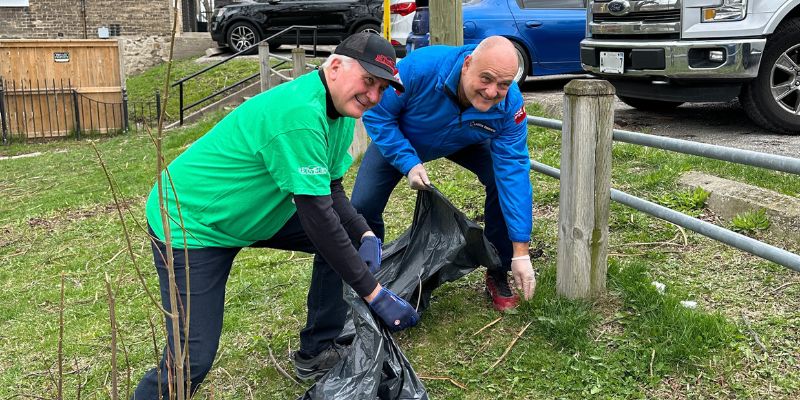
[0,1,182,75]
[0,0,172,39]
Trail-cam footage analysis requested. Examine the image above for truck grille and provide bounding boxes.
[593,9,680,23]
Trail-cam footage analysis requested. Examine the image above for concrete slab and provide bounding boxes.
[173,33,216,60]
[205,47,228,57]
[679,171,800,239]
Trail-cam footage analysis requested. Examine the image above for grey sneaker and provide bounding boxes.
[292,343,349,381]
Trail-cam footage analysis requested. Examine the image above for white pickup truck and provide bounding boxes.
[580,0,800,133]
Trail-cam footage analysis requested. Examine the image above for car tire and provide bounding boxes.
[354,23,381,36]
[739,18,800,134]
[226,21,261,55]
[511,41,530,83]
[617,95,684,111]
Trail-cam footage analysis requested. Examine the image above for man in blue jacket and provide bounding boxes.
[354,36,536,311]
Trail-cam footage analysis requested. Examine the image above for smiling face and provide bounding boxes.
[326,57,390,118]
[458,37,518,112]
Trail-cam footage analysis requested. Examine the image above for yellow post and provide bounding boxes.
[382,0,391,41]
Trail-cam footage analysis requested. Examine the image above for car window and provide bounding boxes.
[516,0,585,9]
[416,0,478,6]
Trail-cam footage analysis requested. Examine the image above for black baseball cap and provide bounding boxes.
[334,32,405,93]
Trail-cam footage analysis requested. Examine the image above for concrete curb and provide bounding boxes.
[678,171,800,241]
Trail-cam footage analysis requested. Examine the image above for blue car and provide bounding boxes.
[406,0,586,81]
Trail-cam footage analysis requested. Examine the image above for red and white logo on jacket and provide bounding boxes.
[393,71,403,96]
[513,105,527,124]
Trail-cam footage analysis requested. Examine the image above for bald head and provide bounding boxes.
[471,36,519,73]
[458,36,519,112]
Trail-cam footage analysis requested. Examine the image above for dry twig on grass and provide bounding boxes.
[418,375,467,389]
[741,312,768,354]
[670,223,688,247]
[472,317,502,337]
[649,349,655,377]
[483,321,532,374]
[771,281,799,294]
[268,346,301,386]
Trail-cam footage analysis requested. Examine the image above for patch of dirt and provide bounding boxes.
[26,199,138,231]
[590,293,626,340]
[533,204,557,220]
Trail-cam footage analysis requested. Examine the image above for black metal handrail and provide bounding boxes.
[172,25,318,126]
[182,72,259,111]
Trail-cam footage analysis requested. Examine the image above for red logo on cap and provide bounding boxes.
[375,54,396,73]
[514,105,526,124]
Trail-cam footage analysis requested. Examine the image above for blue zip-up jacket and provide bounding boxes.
[362,44,532,243]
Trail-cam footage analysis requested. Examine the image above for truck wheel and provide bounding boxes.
[227,21,260,54]
[739,18,800,134]
[512,41,530,83]
[617,96,683,111]
[354,23,380,36]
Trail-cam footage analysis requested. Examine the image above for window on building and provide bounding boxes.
[0,0,30,7]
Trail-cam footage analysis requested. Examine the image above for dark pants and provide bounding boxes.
[133,214,348,399]
[350,141,513,270]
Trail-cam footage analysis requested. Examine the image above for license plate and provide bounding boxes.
[600,51,624,74]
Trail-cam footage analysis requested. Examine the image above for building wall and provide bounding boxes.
[0,0,176,75]
[0,0,173,39]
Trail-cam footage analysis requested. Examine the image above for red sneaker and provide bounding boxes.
[485,271,519,311]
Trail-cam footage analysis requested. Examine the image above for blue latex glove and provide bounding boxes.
[359,236,382,274]
[368,287,419,332]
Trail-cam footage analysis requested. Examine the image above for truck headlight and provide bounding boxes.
[702,0,747,22]
[215,7,226,19]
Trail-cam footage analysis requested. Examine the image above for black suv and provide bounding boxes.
[210,0,383,53]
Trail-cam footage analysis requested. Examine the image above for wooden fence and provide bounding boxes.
[0,39,125,138]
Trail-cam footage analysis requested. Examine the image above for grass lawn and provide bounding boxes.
[0,70,798,398]
[125,55,301,125]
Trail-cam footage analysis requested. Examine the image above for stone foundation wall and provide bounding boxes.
[119,36,173,76]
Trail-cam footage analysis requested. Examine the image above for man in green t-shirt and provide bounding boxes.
[134,33,418,399]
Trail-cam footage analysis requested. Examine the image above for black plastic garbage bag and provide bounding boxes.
[300,287,428,400]
[300,188,501,399]
[378,187,502,312]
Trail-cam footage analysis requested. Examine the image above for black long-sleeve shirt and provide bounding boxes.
[293,178,376,297]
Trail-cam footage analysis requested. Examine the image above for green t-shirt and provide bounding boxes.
[146,71,355,248]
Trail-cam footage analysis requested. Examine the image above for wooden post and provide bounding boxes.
[429,0,463,46]
[556,79,615,299]
[259,41,271,92]
[291,47,306,79]
[350,118,370,159]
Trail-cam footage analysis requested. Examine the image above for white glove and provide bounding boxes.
[511,255,536,300]
[406,163,431,190]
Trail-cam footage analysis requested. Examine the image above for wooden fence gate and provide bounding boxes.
[0,39,158,143]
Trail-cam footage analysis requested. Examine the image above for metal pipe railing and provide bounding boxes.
[527,115,800,176]
[530,160,800,272]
